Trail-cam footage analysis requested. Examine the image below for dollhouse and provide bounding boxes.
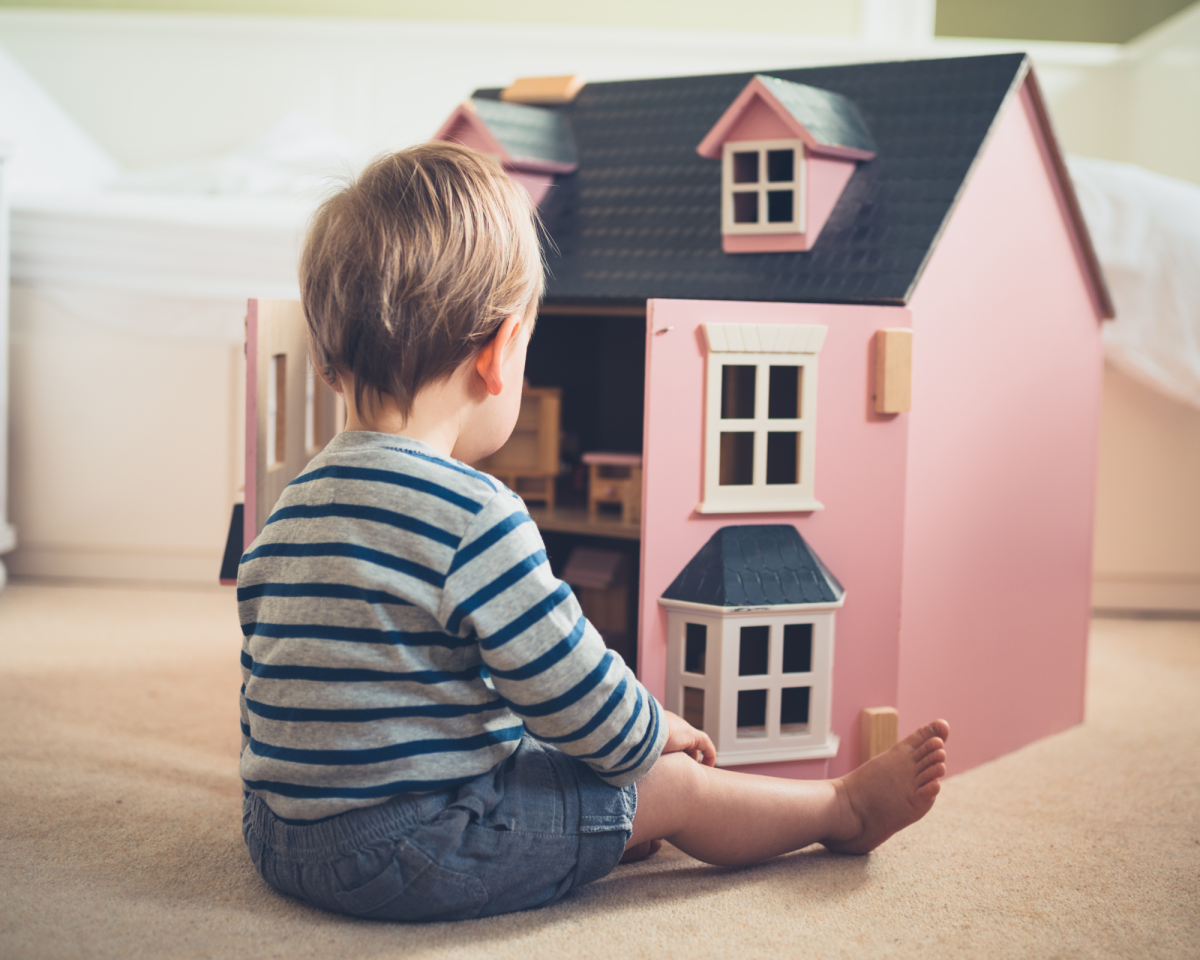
[431,52,1113,779]
[234,52,1111,782]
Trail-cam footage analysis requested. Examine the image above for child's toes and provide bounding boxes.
[916,747,946,772]
[916,762,946,788]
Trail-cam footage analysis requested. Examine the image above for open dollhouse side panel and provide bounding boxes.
[639,298,911,780]
[243,298,342,552]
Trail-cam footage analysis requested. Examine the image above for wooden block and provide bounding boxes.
[859,706,899,764]
[874,328,912,414]
[500,74,585,105]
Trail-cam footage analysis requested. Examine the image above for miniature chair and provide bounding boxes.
[474,386,561,508]
[583,452,642,524]
[219,298,342,583]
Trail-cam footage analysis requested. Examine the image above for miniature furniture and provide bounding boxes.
[475,386,561,508]
[583,452,642,523]
[660,525,844,766]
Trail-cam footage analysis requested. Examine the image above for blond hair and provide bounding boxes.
[301,141,544,419]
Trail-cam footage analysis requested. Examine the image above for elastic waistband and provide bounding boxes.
[245,788,451,857]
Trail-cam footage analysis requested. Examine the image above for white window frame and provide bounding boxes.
[662,602,841,766]
[722,139,806,236]
[698,323,826,514]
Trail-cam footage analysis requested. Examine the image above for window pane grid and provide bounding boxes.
[722,140,804,236]
[730,622,821,741]
[716,360,805,489]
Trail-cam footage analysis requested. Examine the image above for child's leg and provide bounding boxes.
[627,720,948,866]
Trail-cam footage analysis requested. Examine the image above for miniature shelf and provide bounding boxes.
[526,505,641,541]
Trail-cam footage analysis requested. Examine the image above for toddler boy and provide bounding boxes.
[238,142,949,922]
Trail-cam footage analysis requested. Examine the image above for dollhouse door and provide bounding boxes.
[637,296,911,778]
[244,299,343,550]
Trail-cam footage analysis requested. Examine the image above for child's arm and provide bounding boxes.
[441,491,667,786]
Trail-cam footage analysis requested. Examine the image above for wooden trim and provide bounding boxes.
[538,302,647,317]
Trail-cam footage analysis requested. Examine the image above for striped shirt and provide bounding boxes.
[238,431,664,822]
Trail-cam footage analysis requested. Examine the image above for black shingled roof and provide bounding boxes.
[475,53,1029,307]
[751,75,877,154]
[469,97,578,168]
[661,525,845,608]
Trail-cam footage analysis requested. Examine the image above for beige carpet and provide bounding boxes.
[1,581,1196,960]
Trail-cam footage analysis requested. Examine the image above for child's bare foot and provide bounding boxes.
[822,719,949,855]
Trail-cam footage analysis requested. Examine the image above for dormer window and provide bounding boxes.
[723,139,805,236]
[697,75,877,255]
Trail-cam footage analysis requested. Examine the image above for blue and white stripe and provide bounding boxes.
[238,431,664,822]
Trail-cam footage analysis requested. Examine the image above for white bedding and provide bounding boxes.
[1069,156,1200,411]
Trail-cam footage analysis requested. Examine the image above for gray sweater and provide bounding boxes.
[238,432,664,822]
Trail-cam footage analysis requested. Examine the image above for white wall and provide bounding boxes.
[7,284,245,582]
[0,9,1126,170]
[1127,3,1200,187]
[0,6,1197,592]
[1089,4,1200,612]
[1093,364,1200,612]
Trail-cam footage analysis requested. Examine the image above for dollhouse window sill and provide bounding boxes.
[714,732,840,767]
[696,498,824,514]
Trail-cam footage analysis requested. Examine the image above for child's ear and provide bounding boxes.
[475,314,522,397]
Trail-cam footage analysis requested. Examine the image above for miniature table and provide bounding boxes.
[582,451,642,525]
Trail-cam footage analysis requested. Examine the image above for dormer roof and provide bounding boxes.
[432,97,578,174]
[696,74,877,161]
[661,525,844,608]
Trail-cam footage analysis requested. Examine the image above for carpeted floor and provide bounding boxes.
[1,581,1196,960]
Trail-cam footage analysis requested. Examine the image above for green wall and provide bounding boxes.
[0,0,1193,43]
[936,0,1195,44]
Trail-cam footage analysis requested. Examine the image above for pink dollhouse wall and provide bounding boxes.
[897,78,1105,774]
[639,298,912,779]
[722,94,794,143]
[639,76,1104,781]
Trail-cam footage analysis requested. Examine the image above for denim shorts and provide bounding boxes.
[242,735,637,922]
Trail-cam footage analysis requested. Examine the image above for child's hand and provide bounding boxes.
[662,709,717,766]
